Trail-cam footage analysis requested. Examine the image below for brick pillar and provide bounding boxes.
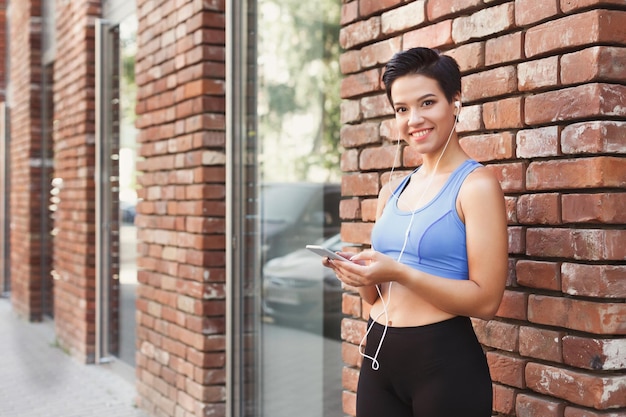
[339,1,626,416]
[7,0,46,320]
[134,1,227,415]
[52,0,101,362]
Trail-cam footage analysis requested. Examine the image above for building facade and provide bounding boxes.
[0,0,624,416]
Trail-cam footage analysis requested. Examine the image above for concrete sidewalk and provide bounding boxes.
[0,296,149,417]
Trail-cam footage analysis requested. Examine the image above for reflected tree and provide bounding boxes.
[258,0,341,182]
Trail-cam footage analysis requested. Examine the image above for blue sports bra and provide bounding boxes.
[371,159,482,280]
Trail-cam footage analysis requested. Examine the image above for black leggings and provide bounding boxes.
[356,316,492,417]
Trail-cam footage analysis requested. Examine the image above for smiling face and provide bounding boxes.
[390,74,459,155]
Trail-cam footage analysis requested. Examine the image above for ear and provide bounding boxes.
[453,96,462,116]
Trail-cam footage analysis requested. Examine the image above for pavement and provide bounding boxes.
[0,296,149,417]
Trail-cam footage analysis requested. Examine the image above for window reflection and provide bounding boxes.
[257,0,343,415]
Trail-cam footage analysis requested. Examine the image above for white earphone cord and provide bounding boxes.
[358,104,459,370]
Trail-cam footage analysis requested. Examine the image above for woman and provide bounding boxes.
[325,47,508,416]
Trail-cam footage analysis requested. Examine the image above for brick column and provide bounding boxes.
[134,1,227,415]
[52,0,101,362]
[7,0,46,320]
[339,1,626,416]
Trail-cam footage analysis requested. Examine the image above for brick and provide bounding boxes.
[472,318,519,352]
[360,0,403,18]
[517,126,559,159]
[525,10,626,58]
[561,263,626,298]
[483,97,523,130]
[527,227,626,261]
[493,383,517,415]
[486,162,526,194]
[564,406,626,417]
[525,362,626,409]
[340,199,361,221]
[339,17,381,50]
[561,46,626,85]
[515,0,559,26]
[342,293,362,318]
[340,50,362,75]
[340,69,382,99]
[516,259,561,290]
[341,222,373,245]
[518,56,559,91]
[341,122,381,148]
[485,31,523,66]
[380,1,426,35]
[341,317,367,345]
[526,83,626,124]
[519,326,564,363]
[562,193,626,224]
[452,3,515,43]
[508,226,526,255]
[527,157,626,191]
[517,192,561,225]
[462,66,517,101]
[516,393,564,417]
[487,351,528,388]
[341,1,359,25]
[343,390,357,416]
[426,0,482,21]
[505,196,518,224]
[359,38,402,69]
[342,366,360,392]
[459,131,515,162]
[360,144,401,170]
[561,121,626,155]
[560,0,626,13]
[342,173,380,197]
[528,295,626,334]
[361,93,393,119]
[380,118,399,142]
[563,335,626,371]
[455,104,481,133]
[496,289,528,321]
[341,100,362,124]
[361,198,377,222]
[403,20,453,50]
[341,149,360,172]
[445,42,485,72]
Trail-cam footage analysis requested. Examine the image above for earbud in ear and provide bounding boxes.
[454,101,461,110]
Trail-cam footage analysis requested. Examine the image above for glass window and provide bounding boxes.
[256,0,343,415]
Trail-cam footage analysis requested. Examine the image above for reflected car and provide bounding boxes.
[261,182,341,263]
[262,234,346,339]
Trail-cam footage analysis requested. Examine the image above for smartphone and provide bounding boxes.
[306,245,348,261]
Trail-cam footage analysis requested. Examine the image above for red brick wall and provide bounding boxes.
[52,0,101,362]
[7,0,46,320]
[133,0,227,415]
[338,1,626,416]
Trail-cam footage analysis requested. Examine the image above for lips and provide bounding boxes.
[409,128,433,141]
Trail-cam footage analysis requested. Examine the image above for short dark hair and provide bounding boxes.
[382,47,461,105]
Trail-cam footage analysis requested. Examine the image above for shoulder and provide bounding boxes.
[459,165,505,213]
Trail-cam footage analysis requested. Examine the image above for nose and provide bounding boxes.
[408,108,424,125]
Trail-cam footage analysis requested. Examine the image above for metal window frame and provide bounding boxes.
[226,0,260,415]
[95,18,115,363]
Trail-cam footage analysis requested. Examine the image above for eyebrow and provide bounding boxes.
[392,93,437,106]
